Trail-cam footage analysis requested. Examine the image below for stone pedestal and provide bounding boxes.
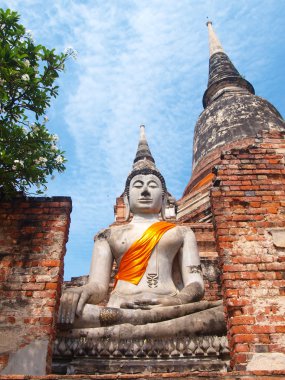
[52,335,230,374]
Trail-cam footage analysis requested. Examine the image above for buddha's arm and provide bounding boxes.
[177,227,204,303]
[58,233,113,324]
[87,236,113,305]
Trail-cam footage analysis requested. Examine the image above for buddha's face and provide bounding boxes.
[129,174,163,215]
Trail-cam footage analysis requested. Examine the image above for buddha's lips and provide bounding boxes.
[138,199,152,203]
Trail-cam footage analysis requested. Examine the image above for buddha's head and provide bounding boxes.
[124,168,167,220]
[123,126,168,220]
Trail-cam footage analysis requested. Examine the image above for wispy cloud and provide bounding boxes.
[2,0,285,279]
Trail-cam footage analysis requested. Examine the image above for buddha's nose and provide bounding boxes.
[141,188,151,197]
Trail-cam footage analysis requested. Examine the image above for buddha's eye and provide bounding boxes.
[148,181,159,188]
[132,181,143,188]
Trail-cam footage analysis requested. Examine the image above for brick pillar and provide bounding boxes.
[0,196,72,375]
[114,196,126,223]
[210,131,285,371]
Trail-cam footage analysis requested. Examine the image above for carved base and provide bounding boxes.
[67,358,228,374]
[52,335,230,374]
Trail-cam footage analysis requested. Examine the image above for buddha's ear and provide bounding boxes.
[161,193,167,221]
[123,194,131,221]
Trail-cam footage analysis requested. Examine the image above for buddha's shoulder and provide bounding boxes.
[94,227,111,242]
[94,224,133,242]
[173,225,196,239]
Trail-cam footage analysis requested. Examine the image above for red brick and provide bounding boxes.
[7,316,16,324]
[232,334,270,344]
[233,353,248,364]
[223,264,245,272]
[0,261,12,268]
[234,343,249,352]
[45,282,58,290]
[266,262,285,271]
[226,298,250,307]
[31,259,61,267]
[39,317,53,325]
[250,325,276,334]
[0,355,9,370]
[225,289,239,298]
[275,326,285,333]
[231,325,251,334]
[230,316,255,325]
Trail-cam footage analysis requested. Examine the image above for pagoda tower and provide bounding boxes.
[177,21,285,222]
[176,23,285,372]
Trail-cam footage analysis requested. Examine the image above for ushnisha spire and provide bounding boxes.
[124,125,167,195]
[203,21,254,108]
[132,125,156,171]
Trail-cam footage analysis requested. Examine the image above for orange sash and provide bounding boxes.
[114,221,176,287]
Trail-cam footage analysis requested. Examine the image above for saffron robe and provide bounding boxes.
[114,221,176,287]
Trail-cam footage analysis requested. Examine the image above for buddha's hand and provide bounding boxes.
[121,296,182,310]
[58,283,99,324]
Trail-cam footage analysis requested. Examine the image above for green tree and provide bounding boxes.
[0,8,75,198]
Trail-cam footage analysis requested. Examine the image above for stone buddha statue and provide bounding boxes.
[58,126,225,340]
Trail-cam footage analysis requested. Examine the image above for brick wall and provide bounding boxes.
[183,223,222,301]
[0,196,72,375]
[210,130,285,371]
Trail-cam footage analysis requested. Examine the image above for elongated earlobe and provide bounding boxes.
[161,195,167,220]
[124,194,130,221]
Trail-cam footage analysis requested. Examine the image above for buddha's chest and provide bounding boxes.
[110,226,182,262]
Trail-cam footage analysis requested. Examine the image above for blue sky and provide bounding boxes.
[3,1,285,280]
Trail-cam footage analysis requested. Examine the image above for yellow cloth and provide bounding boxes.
[114,221,176,287]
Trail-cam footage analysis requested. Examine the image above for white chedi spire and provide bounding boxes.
[206,21,224,57]
[139,124,146,141]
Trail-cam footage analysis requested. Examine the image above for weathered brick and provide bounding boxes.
[0,196,71,374]
[21,283,45,291]
[23,317,40,324]
[210,132,285,371]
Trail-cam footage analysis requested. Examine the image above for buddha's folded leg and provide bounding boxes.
[73,299,222,328]
[64,305,226,339]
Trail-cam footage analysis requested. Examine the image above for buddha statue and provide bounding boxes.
[58,126,225,340]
